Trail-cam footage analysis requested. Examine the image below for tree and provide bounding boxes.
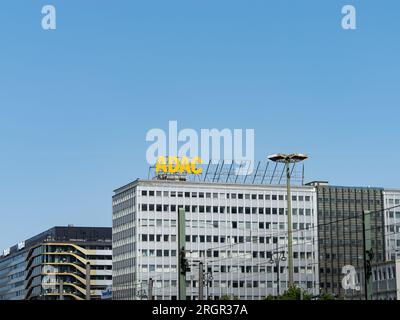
[264,285,312,300]
[318,293,335,300]
[220,294,239,300]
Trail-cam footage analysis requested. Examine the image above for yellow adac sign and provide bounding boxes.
[156,156,202,175]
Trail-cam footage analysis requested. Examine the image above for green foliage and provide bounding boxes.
[264,285,312,300]
[220,294,239,300]
[319,293,335,300]
[264,287,337,300]
[264,295,277,300]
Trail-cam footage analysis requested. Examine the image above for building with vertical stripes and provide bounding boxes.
[309,181,386,299]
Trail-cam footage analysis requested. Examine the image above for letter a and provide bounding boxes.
[341,5,356,30]
[42,5,57,30]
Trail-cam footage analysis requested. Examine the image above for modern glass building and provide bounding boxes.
[0,226,112,300]
[112,178,319,300]
[309,182,386,299]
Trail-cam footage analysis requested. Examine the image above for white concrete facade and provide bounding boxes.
[383,189,400,261]
[112,179,319,300]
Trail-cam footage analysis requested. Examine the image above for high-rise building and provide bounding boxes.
[0,226,112,300]
[309,182,386,299]
[112,178,319,300]
[383,189,400,261]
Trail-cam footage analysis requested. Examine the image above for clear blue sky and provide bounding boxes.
[0,0,399,249]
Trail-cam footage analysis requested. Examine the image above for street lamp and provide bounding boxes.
[268,153,308,288]
[269,242,287,296]
[204,272,213,300]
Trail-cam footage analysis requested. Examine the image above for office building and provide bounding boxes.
[0,226,112,300]
[112,178,319,300]
[383,189,400,261]
[309,182,386,299]
[350,259,400,300]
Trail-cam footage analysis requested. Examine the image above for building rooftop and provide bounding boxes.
[113,178,316,195]
[1,226,111,259]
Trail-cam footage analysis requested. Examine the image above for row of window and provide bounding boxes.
[141,204,313,215]
[386,198,400,205]
[320,266,395,282]
[140,234,313,245]
[318,197,381,205]
[139,219,313,231]
[141,190,312,202]
[139,264,313,275]
[386,211,400,219]
[319,239,383,246]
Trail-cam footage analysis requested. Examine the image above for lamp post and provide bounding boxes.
[268,153,308,288]
[269,241,286,296]
[205,271,213,300]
